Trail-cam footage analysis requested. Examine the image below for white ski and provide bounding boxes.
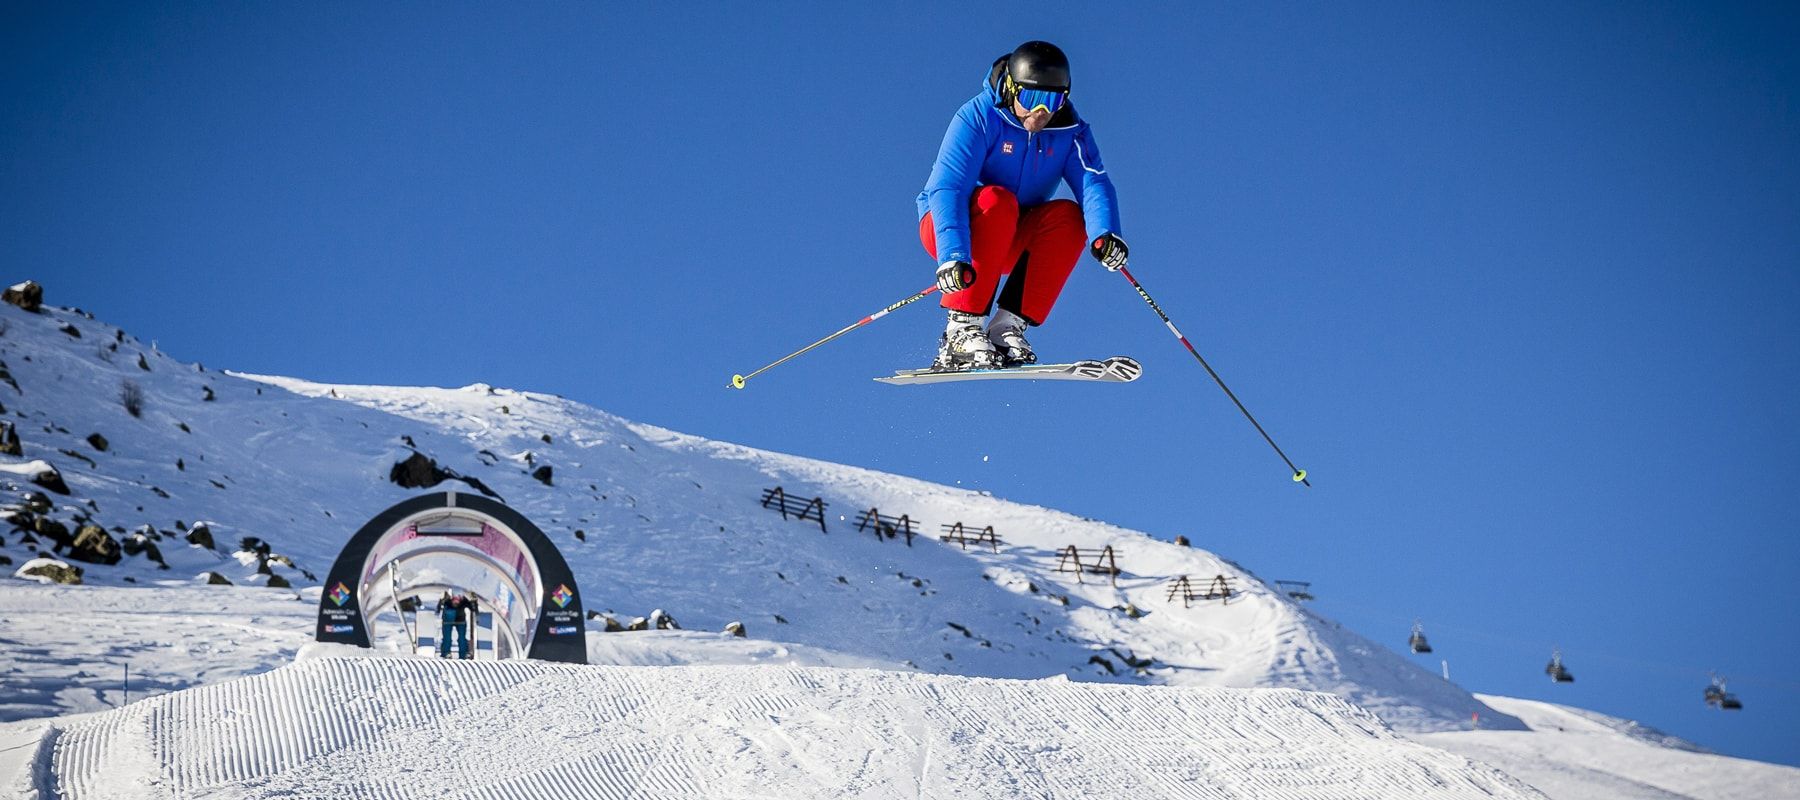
[875,356,1141,385]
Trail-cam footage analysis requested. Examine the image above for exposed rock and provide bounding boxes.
[3,281,43,313]
[1174,535,1190,547]
[773,614,789,624]
[59,323,81,338]
[1108,648,1155,670]
[0,422,19,456]
[266,574,291,589]
[21,492,51,514]
[388,451,506,499]
[650,609,680,630]
[387,452,450,490]
[33,517,71,548]
[28,463,69,495]
[1088,655,1117,675]
[0,361,18,393]
[186,524,215,550]
[532,465,553,486]
[85,433,109,452]
[1124,603,1143,618]
[724,621,747,638]
[573,529,586,541]
[0,554,10,566]
[202,571,232,585]
[625,617,649,632]
[202,386,215,402]
[122,531,165,565]
[17,559,82,585]
[67,525,122,565]
[136,353,150,371]
[540,434,552,444]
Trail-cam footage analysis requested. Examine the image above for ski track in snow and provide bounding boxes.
[37,657,1545,800]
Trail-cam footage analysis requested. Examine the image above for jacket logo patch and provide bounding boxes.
[1002,141,1014,154]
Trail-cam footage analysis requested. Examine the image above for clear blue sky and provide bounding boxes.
[7,1,1797,766]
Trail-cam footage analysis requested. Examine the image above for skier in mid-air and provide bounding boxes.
[918,40,1128,371]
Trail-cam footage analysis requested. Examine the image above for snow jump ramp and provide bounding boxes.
[28,657,1544,800]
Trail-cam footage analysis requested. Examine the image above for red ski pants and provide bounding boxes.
[919,186,1086,325]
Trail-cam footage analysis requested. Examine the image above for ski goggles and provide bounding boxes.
[1014,86,1068,114]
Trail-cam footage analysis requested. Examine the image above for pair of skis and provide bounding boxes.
[730,271,1308,485]
[874,355,1141,385]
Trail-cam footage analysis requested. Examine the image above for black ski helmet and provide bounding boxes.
[1006,41,1070,92]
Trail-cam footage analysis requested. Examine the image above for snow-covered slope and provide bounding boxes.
[0,295,1514,733]
[17,655,1544,800]
[1414,694,1800,800]
[5,291,1797,799]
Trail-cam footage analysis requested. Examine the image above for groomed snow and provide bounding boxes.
[1414,694,1800,800]
[21,656,1545,800]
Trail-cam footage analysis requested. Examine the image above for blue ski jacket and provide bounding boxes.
[917,61,1121,265]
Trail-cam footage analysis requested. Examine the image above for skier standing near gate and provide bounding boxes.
[435,591,469,659]
[918,40,1129,370]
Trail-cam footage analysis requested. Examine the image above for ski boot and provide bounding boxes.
[934,311,1003,371]
[986,309,1036,367]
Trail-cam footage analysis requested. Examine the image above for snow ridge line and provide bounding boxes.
[13,723,60,800]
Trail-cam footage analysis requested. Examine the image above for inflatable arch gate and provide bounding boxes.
[315,492,587,664]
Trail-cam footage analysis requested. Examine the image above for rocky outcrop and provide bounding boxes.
[16,558,81,585]
[186,523,215,550]
[1174,535,1190,547]
[24,462,69,495]
[85,433,108,452]
[0,422,19,456]
[19,492,51,514]
[390,451,448,489]
[202,571,232,585]
[3,281,43,313]
[122,530,165,566]
[32,517,72,549]
[532,465,553,486]
[724,621,747,638]
[387,451,501,499]
[67,525,122,565]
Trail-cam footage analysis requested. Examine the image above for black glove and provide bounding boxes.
[936,260,976,293]
[1091,233,1129,271]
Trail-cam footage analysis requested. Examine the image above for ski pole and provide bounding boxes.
[1117,266,1310,486]
[731,284,940,389]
